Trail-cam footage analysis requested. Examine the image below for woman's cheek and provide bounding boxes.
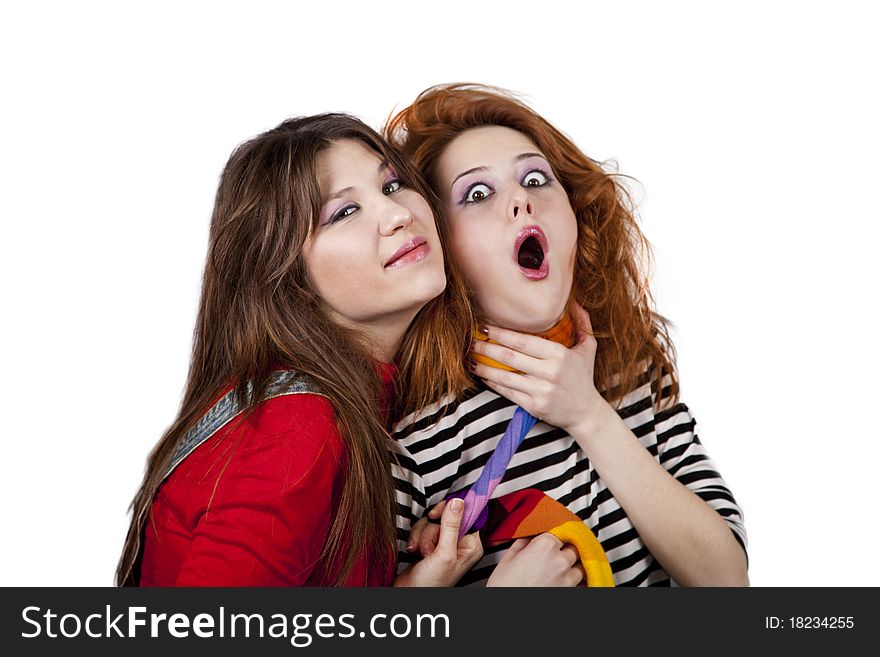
[449,224,479,272]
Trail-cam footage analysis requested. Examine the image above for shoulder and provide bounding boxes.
[239,391,344,462]
[612,359,698,451]
[249,390,337,431]
[164,372,345,487]
[615,357,680,414]
[157,389,347,528]
[164,390,348,510]
[174,388,346,483]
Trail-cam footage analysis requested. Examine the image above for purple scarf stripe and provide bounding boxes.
[451,406,538,538]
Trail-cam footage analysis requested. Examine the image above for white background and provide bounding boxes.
[2,1,877,586]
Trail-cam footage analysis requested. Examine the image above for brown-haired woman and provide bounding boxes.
[387,84,749,586]
[117,113,488,586]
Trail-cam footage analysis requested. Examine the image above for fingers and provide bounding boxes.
[544,538,584,586]
[526,534,578,569]
[560,543,580,567]
[497,537,530,565]
[480,324,560,360]
[472,339,544,376]
[418,523,441,557]
[472,330,568,377]
[407,501,448,554]
[527,532,564,550]
[532,535,585,587]
[407,516,442,557]
[427,500,447,520]
[434,498,465,556]
[457,532,484,569]
[396,509,484,587]
[406,517,429,553]
[477,372,531,407]
[571,304,595,343]
[488,534,589,587]
[568,562,587,587]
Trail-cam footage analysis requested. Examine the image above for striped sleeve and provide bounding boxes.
[651,396,749,558]
[390,446,428,574]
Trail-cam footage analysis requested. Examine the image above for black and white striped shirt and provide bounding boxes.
[391,363,747,586]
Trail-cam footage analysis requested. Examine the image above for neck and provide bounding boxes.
[332,310,417,364]
[362,321,407,363]
[533,312,576,348]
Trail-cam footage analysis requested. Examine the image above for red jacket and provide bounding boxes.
[140,368,395,587]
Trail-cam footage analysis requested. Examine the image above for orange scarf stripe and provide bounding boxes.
[484,488,614,587]
[472,313,576,372]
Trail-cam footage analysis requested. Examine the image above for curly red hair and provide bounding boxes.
[386,83,678,407]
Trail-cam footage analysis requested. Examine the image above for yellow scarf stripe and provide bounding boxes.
[549,520,615,587]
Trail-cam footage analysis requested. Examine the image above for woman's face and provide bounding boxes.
[304,139,446,343]
[435,126,578,332]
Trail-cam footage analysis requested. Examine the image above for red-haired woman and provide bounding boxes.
[117,114,506,586]
[387,85,749,587]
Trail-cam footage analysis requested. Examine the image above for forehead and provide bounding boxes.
[316,139,383,190]
[438,125,542,174]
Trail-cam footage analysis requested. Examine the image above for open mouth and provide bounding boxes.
[513,226,549,280]
[517,236,545,270]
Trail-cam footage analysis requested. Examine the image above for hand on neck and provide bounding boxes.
[473,311,576,373]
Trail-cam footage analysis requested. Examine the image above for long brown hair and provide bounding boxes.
[386,83,678,408]
[117,113,473,586]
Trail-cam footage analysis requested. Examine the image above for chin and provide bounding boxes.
[522,315,563,333]
[411,270,447,306]
[525,294,568,330]
[483,301,565,334]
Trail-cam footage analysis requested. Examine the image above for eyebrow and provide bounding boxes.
[325,158,391,202]
[449,152,547,191]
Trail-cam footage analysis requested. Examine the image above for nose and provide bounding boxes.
[509,188,534,222]
[379,197,414,236]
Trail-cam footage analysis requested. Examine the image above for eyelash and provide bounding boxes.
[328,204,358,223]
[460,168,553,205]
[522,168,552,187]
[327,177,405,224]
[383,178,404,195]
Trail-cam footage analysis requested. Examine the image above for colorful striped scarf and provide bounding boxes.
[451,313,614,587]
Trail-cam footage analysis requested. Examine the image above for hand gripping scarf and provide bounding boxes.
[450,313,615,587]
